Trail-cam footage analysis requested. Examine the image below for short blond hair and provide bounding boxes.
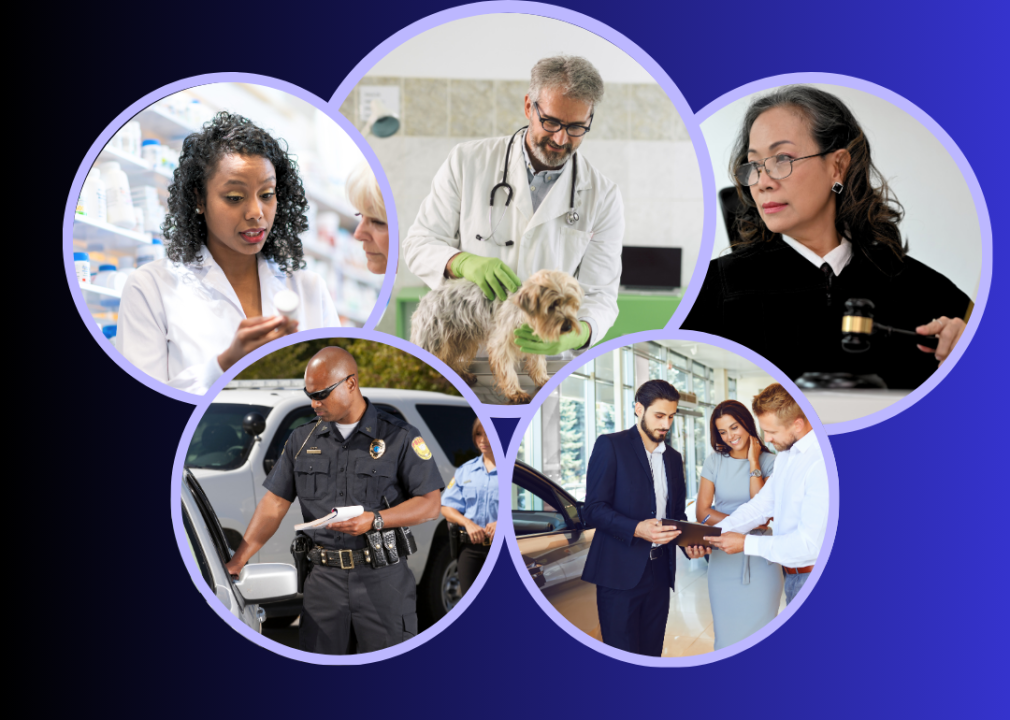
[346,162,385,223]
[752,383,806,425]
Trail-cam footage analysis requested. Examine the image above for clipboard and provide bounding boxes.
[661,519,721,548]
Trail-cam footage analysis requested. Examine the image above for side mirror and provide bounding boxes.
[242,412,266,438]
[233,563,298,603]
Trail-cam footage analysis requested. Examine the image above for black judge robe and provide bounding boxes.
[682,238,972,389]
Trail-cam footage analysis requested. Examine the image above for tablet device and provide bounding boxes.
[661,519,721,548]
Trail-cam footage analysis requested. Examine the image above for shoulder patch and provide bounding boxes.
[446,478,455,490]
[411,437,433,460]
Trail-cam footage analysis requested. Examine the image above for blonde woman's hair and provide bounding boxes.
[346,163,385,223]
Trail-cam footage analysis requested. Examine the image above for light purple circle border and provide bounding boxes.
[170,326,508,665]
[496,327,841,667]
[326,1,718,418]
[62,73,401,406]
[693,72,993,436]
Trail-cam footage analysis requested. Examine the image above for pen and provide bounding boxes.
[701,514,711,525]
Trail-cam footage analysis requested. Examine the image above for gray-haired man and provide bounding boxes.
[403,55,625,350]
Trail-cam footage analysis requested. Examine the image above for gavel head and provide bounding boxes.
[841,298,875,354]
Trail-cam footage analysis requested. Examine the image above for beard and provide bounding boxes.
[641,418,670,444]
[771,432,799,452]
[528,133,573,168]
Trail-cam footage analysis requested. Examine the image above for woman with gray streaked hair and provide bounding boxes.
[401,55,626,402]
[683,84,971,391]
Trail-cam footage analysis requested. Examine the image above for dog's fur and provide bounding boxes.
[410,269,584,404]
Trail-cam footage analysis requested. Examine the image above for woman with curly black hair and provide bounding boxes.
[118,111,339,394]
[683,86,971,390]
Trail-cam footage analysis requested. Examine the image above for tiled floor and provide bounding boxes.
[663,554,786,657]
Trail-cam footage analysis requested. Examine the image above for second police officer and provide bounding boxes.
[225,347,444,654]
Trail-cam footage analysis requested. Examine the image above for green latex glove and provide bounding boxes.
[513,321,591,355]
[451,252,521,301]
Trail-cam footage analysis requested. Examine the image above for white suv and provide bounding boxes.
[185,380,478,627]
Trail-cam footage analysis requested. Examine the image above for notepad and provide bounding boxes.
[661,519,722,548]
[294,506,364,531]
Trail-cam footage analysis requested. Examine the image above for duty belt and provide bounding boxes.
[308,546,371,570]
[458,530,493,547]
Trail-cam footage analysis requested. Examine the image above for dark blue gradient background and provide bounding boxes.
[56,2,1002,715]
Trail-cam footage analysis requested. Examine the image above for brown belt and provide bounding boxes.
[783,565,814,575]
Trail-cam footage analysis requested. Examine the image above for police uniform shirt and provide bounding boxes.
[441,455,499,528]
[264,398,444,551]
[683,237,972,389]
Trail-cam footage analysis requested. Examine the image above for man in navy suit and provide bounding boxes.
[581,379,687,657]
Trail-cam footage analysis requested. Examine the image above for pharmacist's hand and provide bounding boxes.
[684,545,711,559]
[218,316,293,372]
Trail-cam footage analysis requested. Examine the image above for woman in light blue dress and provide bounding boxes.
[697,400,783,650]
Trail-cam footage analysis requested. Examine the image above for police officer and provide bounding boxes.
[440,419,498,594]
[225,347,444,654]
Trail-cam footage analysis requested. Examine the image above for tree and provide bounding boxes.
[236,339,461,396]
[559,398,584,494]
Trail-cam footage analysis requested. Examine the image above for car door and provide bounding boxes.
[512,463,601,639]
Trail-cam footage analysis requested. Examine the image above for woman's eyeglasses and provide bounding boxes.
[735,151,831,186]
[534,102,592,137]
[304,374,355,401]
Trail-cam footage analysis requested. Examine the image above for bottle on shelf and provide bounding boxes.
[77,168,107,222]
[98,161,136,229]
[74,252,91,284]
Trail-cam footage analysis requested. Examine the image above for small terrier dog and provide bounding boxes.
[410,269,584,404]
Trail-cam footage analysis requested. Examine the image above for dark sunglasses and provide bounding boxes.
[304,374,355,401]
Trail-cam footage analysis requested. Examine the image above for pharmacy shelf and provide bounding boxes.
[80,284,122,300]
[340,265,380,285]
[137,107,199,140]
[97,146,174,187]
[72,215,154,249]
[335,301,370,325]
[305,184,357,225]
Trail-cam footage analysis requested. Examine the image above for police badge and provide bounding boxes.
[369,439,386,459]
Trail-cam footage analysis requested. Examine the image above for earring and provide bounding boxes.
[831,182,844,195]
[195,207,203,214]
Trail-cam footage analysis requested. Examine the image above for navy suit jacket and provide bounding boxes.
[581,426,687,591]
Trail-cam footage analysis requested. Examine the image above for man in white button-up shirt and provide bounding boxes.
[704,384,829,604]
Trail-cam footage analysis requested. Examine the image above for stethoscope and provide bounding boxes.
[476,126,579,247]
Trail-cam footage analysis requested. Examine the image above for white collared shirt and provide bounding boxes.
[782,235,853,276]
[646,441,668,547]
[117,253,339,395]
[715,430,828,568]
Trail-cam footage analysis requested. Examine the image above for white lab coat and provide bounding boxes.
[403,132,624,342]
[117,253,339,395]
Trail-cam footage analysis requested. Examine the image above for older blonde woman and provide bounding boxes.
[346,163,389,274]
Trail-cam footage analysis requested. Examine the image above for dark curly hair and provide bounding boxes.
[729,86,906,261]
[161,111,308,273]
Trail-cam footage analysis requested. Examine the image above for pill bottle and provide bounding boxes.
[93,264,118,288]
[99,162,136,229]
[141,139,161,166]
[102,325,118,343]
[150,238,166,261]
[74,252,91,284]
[274,289,300,319]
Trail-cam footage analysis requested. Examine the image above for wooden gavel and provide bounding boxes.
[841,298,939,353]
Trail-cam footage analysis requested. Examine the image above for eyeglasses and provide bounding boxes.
[533,102,592,137]
[304,374,355,401]
[734,151,831,187]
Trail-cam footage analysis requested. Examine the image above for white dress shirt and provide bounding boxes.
[117,253,339,396]
[715,430,829,568]
[782,235,853,276]
[646,441,668,547]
